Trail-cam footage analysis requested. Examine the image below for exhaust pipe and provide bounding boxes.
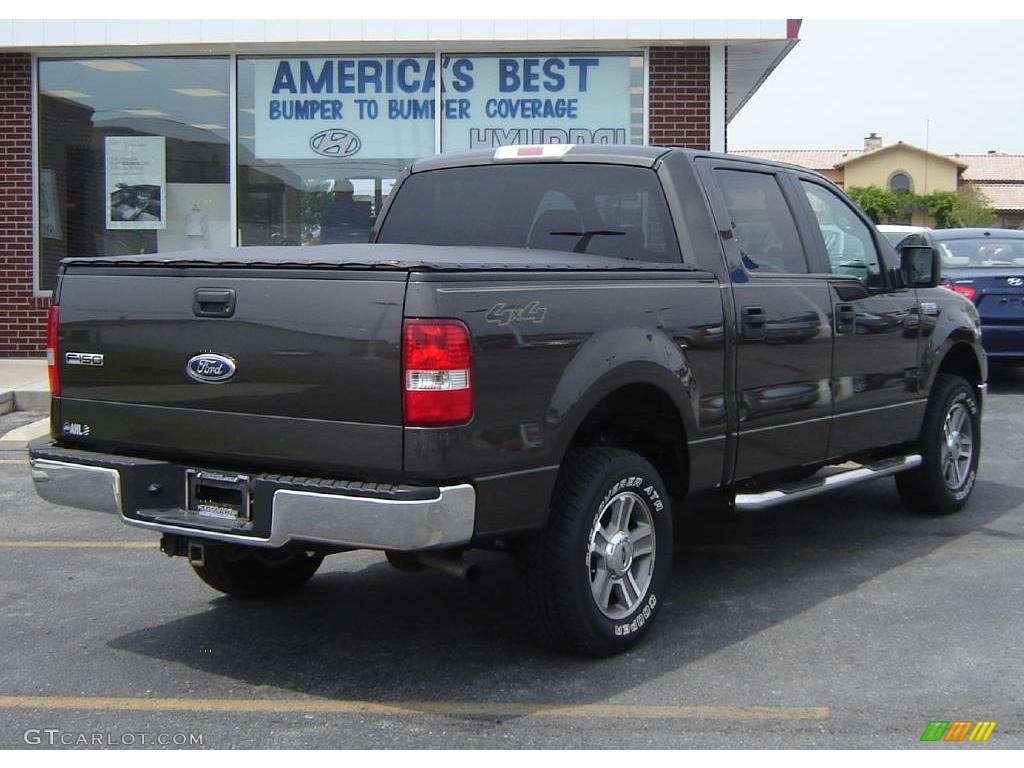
[416,552,482,582]
[385,550,481,582]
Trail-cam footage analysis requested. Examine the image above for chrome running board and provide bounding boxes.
[733,454,922,512]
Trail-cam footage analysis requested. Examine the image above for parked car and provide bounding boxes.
[877,224,930,248]
[900,228,1024,364]
[30,145,986,656]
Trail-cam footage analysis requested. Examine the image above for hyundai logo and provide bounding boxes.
[309,128,362,158]
[186,353,237,384]
[1008,277,1023,287]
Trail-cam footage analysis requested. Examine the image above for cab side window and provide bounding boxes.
[713,169,809,274]
[800,181,884,285]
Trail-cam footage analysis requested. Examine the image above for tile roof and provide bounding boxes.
[956,154,1024,182]
[734,149,1024,180]
[731,149,864,170]
[835,141,968,169]
[973,183,1024,211]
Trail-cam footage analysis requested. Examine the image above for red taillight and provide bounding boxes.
[943,281,977,302]
[402,319,473,427]
[46,304,60,396]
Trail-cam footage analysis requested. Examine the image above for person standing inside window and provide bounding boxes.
[321,180,371,244]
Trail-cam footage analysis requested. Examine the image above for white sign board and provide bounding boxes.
[252,55,636,160]
[440,55,634,151]
[254,57,436,160]
[105,136,166,230]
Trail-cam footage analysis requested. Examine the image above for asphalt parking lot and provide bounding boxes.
[1,367,1023,749]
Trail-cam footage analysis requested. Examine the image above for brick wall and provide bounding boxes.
[647,46,710,150]
[0,53,48,357]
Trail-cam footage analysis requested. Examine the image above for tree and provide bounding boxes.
[925,191,958,229]
[845,185,903,224]
[948,186,996,228]
[847,185,997,229]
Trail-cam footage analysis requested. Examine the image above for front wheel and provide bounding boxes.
[896,373,980,515]
[518,447,674,656]
[190,544,324,598]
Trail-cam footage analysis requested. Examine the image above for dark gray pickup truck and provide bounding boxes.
[31,144,986,656]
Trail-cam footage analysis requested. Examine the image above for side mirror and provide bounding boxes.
[900,245,941,288]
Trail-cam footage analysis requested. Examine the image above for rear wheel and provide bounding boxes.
[190,544,324,598]
[896,374,980,515]
[518,447,673,656]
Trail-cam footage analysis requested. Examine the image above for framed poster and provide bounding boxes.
[105,136,166,230]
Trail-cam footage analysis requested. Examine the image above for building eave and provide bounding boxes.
[836,141,969,170]
[0,18,800,52]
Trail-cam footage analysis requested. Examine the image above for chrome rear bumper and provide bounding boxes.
[31,459,123,515]
[29,450,475,552]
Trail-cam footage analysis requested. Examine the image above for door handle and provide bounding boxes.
[193,288,236,318]
[835,303,856,334]
[741,305,766,340]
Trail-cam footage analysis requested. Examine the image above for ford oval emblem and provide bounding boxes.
[309,128,362,158]
[186,353,237,384]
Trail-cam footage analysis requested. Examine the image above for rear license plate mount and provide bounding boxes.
[186,470,251,521]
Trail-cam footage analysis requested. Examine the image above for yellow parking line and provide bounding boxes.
[0,459,29,464]
[0,540,155,549]
[0,694,828,720]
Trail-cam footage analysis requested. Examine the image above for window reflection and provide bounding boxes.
[37,57,230,291]
[236,57,432,247]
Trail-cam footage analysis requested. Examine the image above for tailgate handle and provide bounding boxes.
[193,288,236,318]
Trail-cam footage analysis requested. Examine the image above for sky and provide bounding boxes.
[729,19,1024,155]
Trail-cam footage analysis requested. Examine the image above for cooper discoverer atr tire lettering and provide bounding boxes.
[518,447,674,657]
[896,373,980,516]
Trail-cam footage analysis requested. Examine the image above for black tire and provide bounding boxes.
[190,544,324,599]
[518,447,673,657]
[896,373,980,516]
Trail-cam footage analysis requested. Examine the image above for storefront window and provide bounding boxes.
[37,57,230,291]
[36,52,646,281]
[237,56,435,246]
[439,54,644,151]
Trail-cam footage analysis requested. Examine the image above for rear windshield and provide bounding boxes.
[936,237,1024,267]
[377,163,682,263]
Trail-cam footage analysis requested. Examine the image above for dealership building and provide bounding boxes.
[0,18,800,356]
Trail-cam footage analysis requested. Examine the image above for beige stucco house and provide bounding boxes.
[738,133,1024,229]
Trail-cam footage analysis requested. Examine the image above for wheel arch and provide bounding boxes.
[558,378,691,500]
[930,340,985,406]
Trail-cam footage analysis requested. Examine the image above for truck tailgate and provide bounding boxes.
[54,267,407,476]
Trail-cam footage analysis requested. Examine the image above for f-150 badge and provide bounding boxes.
[186,353,237,383]
[65,352,104,366]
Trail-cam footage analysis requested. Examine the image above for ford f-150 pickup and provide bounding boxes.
[30,144,987,656]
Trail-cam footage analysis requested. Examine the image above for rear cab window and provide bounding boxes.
[377,163,682,264]
[710,168,809,274]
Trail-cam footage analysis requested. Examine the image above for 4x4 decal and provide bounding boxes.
[484,301,548,326]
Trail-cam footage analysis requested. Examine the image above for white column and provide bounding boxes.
[709,44,726,153]
[229,54,239,246]
[434,51,443,154]
[31,53,43,295]
[642,48,650,145]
